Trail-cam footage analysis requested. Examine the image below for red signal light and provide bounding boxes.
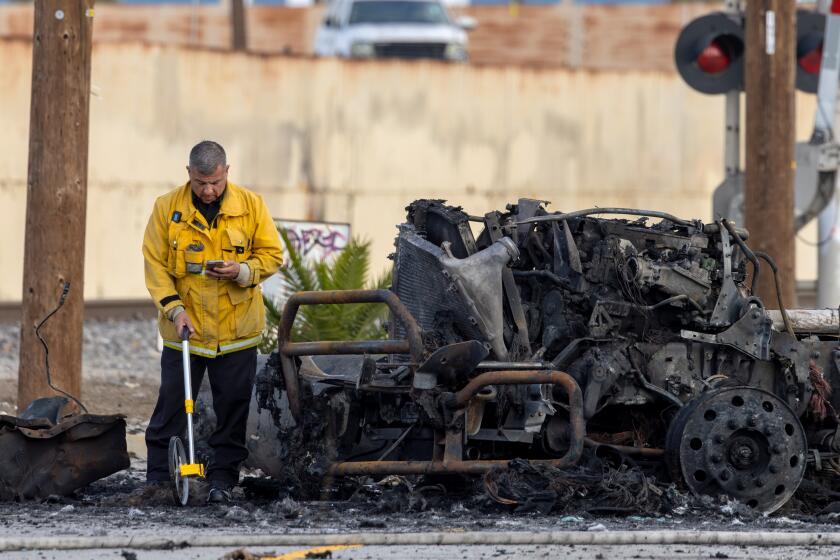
[798,45,822,75]
[696,40,731,74]
[796,10,827,92]
[675,12,744,94]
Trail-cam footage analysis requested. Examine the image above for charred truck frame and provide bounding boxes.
[257,199,840,513]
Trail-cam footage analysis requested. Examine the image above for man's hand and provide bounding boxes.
[173,310,196,338]
[206,260,240,281]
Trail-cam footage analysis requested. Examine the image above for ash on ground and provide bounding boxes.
[3,449,840,539]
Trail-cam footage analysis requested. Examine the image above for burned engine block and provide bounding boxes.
[259,199,840,513]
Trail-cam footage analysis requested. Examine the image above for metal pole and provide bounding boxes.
[817,185,840,307]
[724,90,741,181]
[711,0,744,224]
[181,337,196,465]
[816,3,840,307]
[814,3,840,141]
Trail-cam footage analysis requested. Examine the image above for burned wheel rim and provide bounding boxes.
[168,436,189,507]
[665,386,806,513]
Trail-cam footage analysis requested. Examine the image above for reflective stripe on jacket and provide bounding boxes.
[142,181,283,357]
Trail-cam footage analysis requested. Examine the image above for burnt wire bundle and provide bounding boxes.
[483,456,666,515]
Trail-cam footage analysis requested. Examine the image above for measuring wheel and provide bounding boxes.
[665,386,807,513]
[168,436,189,506]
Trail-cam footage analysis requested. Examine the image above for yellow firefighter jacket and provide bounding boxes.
[143,181,283,357]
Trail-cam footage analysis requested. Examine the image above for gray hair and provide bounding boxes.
[188,141,227,175]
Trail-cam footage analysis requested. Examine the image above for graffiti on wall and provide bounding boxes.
[275,219,350,263]
[262,219,351,303]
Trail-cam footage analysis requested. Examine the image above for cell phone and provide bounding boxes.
[205,260,225,270]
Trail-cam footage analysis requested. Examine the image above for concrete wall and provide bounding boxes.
[0,40,820,302]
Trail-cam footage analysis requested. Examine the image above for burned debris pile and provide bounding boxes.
[483,457,666,515]
[249,199,840,514]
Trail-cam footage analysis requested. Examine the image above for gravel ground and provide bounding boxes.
[0,319,160,381]
[0,319,161,419]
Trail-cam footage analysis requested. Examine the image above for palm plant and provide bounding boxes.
[260,229,392,353]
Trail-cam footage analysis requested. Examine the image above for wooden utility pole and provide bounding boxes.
[231,0,247,51]
[18,0,94,412]
[744,0,797,308]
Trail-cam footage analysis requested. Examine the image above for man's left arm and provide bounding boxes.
[236,196,283,287]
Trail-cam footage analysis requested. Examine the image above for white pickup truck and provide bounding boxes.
[313,0,475,62]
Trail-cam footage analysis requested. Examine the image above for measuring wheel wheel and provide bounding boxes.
[665,386,806,513]
[168,436,189,506]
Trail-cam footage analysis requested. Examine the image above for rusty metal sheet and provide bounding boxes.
[0,412,130,500]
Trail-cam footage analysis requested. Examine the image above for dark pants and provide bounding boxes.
[145,346,257,486]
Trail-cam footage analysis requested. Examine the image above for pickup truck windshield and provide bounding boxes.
[349,1,450,25]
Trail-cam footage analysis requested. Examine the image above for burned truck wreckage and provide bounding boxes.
[255,199,840,513]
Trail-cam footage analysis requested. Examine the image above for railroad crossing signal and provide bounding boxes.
[674,12,744,94]
[675,10,826,95]
[796,10,826,94]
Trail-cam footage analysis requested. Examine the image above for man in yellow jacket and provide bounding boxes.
[142,140,283,503]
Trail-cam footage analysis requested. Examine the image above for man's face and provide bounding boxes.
[187,164,228,204]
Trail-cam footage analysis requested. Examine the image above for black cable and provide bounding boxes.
[794,170,837,232]
[721,218,760,294]
[627,347,683,409]
[34,281,88,413]
[814,102,835,144]
[341,441,389,462]
[511,269,569,287]
[753,252,796,338]
[595,295,705,315]
[796,196,840,247]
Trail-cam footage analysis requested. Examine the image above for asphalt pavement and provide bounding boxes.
[4,543,840,560]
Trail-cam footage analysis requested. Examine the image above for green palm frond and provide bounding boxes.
[278,228,318,294]
[328,240,370,291]
[259,230,392,353]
